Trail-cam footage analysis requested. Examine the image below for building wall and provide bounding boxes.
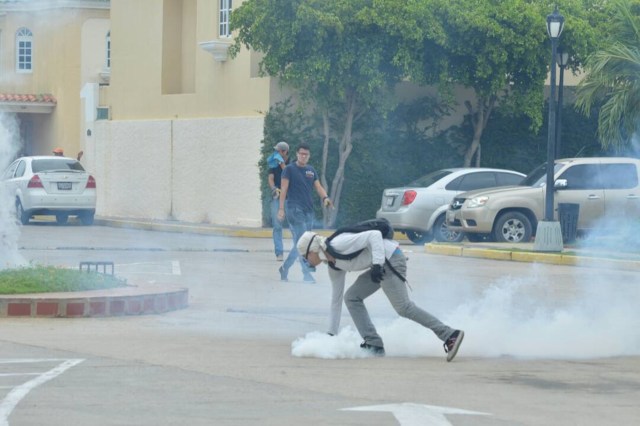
[105,0,271,119]
[84,0,268,226]
[88,116,263,226]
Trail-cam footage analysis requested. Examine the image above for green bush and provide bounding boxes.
[0,265,128,294]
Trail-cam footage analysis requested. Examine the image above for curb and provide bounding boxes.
[0,286,189,318]
[94,218,410,240]
[424,243,640,272]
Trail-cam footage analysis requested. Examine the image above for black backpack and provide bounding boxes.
[325,218,394,260]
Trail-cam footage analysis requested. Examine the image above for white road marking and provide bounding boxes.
[0,373,40,377]
[343,403,490,426]
[172,260,181,275]
[0,359,85,426]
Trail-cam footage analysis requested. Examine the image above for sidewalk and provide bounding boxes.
[425,241,640,272]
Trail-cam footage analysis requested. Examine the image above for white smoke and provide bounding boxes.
[292,265,640,360]
[0,112,26,269]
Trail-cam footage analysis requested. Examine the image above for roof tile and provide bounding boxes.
[0,93,57,104]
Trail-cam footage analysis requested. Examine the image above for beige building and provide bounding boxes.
[87,0,274,226]
[0,0,110,158]
[0,0,275,227]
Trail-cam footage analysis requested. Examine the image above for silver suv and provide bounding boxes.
[446,157,640,243]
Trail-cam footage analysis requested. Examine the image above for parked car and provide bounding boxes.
[376,168,525,244]
[1,156,97,225]
[446,157,640,243]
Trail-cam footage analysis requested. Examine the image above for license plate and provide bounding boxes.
[57,182,72,190]
[446,210,455,223]
[386,196,395,207]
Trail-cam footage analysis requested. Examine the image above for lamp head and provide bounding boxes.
[556,49,570,67]
[546,6,565,39]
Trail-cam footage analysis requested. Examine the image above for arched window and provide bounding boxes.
[106,31,111,69]
[16,27,33,73]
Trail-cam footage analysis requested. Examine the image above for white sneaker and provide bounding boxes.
[276,254,283,261]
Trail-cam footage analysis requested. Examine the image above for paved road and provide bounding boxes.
[1,224,638,425]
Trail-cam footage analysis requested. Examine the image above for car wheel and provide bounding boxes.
[80,212,95,226]
[405,230,433,245]
[493,211,532,243]
[433,214,464,243]
[15,199,29,225]
[56,213,69,225]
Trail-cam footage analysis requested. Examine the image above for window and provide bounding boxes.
[558,164,601,189]
[16,27,33,73]
[496,172,524,186]
[451,172,497,191]
[106,31,111,69]
[15,160,26,178]
[600,164,638,189]
[219,0,232,37]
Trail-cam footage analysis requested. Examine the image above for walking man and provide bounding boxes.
[267,141,290,261]
[277,143,332,283]
[296,228,464,361]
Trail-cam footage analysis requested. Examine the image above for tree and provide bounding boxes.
[574,0,640,149]
[374,0,604,167]
[231,0,405,227]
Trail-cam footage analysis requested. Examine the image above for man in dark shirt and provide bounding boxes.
[277,143,332,283]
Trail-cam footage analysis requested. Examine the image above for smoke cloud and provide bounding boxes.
[0,112,26,269]
[292,264,640,360]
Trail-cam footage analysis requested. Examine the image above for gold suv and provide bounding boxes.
[446,157,640,243]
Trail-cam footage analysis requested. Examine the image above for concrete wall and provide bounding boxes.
[88,115,263,227]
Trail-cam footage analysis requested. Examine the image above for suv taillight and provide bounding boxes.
[27,175,43,188]
[402,190,417,205]
[86,175,96,189]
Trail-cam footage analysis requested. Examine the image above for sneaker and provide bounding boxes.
[303,274,316,284]
[278,265,288,282]
[443,330,464,362]
[360,342,385,357]
[276,254,283,261]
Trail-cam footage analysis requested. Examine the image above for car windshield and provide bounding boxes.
[32,158,85,173]
[408,170,452,187]
[520,162,565,187]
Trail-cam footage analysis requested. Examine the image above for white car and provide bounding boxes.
[2,156,96,225]
[376,168,525,244]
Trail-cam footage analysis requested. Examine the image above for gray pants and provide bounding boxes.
[344,251,454,348]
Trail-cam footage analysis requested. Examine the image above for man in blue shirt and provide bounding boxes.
[277,143,332,282]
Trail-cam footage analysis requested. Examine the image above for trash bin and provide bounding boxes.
[558,203,579,243]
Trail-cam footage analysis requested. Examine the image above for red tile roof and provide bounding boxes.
[0,93,57,104]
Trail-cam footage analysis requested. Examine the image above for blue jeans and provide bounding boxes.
[282,202,314,276]
[270,199,283,256]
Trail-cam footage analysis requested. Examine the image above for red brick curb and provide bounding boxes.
[0,285,188,318]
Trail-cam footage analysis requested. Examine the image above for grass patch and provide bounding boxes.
[0,265,128,295]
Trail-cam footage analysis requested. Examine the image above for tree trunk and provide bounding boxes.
[462,95,495,167]
[320,92,357,228]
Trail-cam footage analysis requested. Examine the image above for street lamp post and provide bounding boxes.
[556,49,569,158]
[534,6,565,252]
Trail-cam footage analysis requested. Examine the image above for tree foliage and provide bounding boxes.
[231,0,407,227]
[574,0,640,149]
